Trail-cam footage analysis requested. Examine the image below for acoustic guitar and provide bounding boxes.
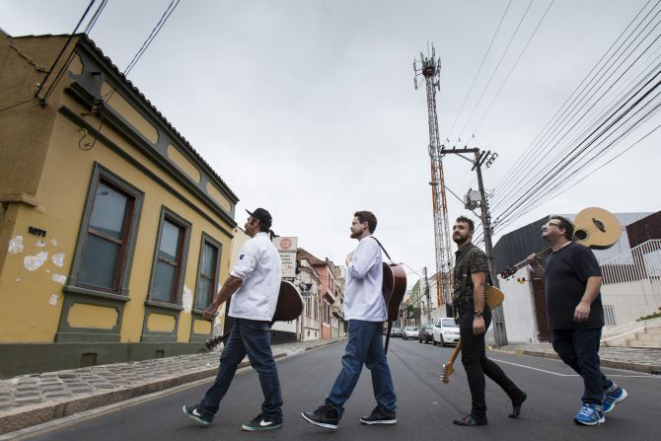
[382,262,407,354]
[370,237,407,354]
[439,285,504,384]
[499,207,621,280]
[205,280,304,349]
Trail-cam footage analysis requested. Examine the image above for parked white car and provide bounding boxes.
[432,317,460,347]
[402,326,419,340]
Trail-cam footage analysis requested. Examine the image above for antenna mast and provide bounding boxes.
[413,44,453,314]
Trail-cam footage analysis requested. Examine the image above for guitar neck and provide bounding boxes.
[448,340,462,364]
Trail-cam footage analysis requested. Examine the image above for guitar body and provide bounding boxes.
[382,263,407,353]
[573,207,621,249]
[206,280,304,349]
[382,263,407,321]
[272,280,304,322]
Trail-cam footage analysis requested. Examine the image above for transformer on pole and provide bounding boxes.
[413,44,454,316]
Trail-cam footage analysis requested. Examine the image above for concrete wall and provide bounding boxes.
[499,268,540,343]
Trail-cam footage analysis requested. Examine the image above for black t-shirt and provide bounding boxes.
[545,242,604,330]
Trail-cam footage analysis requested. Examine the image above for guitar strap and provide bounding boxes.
[369,236,393,263]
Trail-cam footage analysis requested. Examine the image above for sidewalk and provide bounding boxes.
[494,342,661,375]
[0,337,345,435]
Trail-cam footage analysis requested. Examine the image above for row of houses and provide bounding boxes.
[0,31,347,379]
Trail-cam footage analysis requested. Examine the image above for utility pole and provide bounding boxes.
[472,150,507,346]
[440,147,508,346]
[424,268,430,324]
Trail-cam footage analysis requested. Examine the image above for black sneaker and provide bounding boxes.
[452,414,487,426]
[241,413,283,431]
[182,405,212,426]
[359,406,397,425]
[509,392,527,419]
[301,403,340,430]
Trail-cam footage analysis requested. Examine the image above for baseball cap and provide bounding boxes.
[246,208,272,229]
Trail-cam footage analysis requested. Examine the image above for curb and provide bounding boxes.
[492,348,661,375]
[0,339,343,436]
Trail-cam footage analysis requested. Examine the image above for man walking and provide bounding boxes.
[302,211,397,430]
[182,208,284,431]
[452,216,526,426]
[527,216,627,426]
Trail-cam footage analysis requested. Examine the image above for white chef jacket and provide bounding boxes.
[228,232,282,321]
[343,236,387,321]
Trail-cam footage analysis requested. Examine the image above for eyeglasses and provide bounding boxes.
[543,222,562,229]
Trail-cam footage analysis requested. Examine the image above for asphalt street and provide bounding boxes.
[19,338,661,441]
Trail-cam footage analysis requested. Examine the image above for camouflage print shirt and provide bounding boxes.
[452,243,489,306]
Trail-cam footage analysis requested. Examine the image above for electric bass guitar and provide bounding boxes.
[439,285,505,384]
[499,207,621,280]
[205,280,304,349]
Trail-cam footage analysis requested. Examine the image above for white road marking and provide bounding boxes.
[491,358,661,379]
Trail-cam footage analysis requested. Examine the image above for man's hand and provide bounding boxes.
[203,303,218,321]
[526,253,539,266]
[574,301,591,322]
[473,316,486,335]
[345,252,353,266]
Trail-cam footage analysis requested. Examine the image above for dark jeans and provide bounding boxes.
[326,320,397,417]
[459,305,523,420]
[199,318,283,421]
[551,328,613,405]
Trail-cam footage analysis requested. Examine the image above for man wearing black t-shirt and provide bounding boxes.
[527,216,628,426]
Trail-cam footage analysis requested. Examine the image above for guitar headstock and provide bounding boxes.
[500,266,517,280]
[205,334,227,350]
[440,362,454,384]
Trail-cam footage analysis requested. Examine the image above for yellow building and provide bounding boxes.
[0,31,239,378]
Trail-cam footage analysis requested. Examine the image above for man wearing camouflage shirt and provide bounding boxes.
[451,216,526,427]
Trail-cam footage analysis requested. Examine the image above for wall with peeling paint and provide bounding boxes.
[0,32,238,373]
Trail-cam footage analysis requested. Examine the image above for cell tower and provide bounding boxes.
[413,44,453,312]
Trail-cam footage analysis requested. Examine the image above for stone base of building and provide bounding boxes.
[0,342,208,379]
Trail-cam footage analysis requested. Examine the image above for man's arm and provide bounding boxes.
[574,276,602,322]
[471,271,487,335]
[203,275,243,320]
[348,239,378,280]
[526,253,545,279]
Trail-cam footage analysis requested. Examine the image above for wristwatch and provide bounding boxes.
[474,311,484,317]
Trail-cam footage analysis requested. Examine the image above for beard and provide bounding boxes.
[350,230,361,239]
[453,234,468,245]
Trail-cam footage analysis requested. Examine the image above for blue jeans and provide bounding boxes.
[552,328,613,405]
[199,319,283,421]
[326,320,397,416]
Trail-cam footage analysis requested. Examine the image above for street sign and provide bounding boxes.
[273,236,297,278]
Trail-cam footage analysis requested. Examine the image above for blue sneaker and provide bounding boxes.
[603,387,628,413]
[574,403,605,426]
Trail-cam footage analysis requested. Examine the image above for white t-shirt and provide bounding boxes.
[228,232,282,321]
[344,236,387,322]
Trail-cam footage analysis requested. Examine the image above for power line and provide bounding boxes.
[490,1,661,214]
[446,0,513,140]
[35,0,98,103]
[492,0,659,201]
[472,0,555,135]
[123,0,181,76]
[457,0,535,140]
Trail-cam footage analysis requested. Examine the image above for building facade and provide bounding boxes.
[494,212,653,343]
[0,32,238,377]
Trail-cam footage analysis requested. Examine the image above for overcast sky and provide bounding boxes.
[2,0,659,286]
